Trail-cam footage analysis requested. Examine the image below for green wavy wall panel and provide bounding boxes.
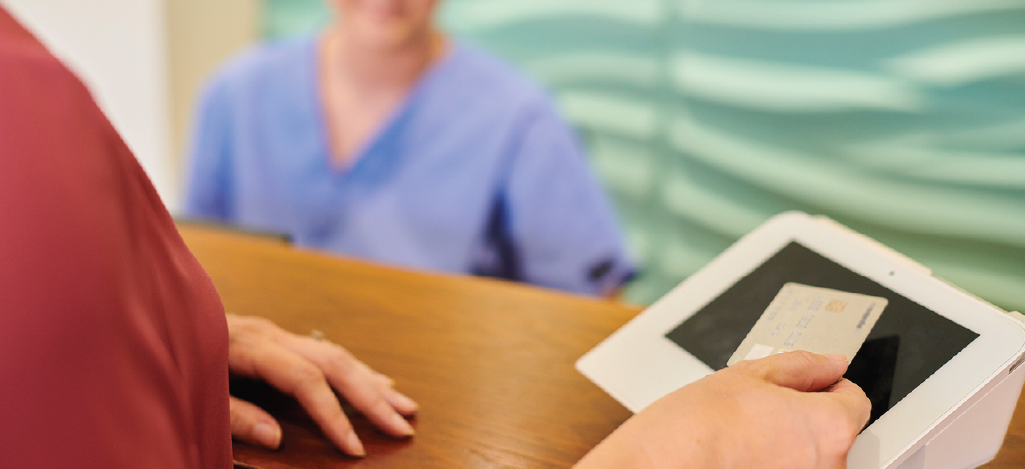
[265,0,1025,312]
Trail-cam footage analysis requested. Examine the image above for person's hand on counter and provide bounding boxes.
[575,351,870,469]
[224,314,418,457]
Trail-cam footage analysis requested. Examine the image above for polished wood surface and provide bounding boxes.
[178,225,1025,469]
[180,225,639,468]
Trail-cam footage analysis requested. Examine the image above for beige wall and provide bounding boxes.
[166,0,262,208]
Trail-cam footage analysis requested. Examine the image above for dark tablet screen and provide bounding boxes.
[665,242,979,425]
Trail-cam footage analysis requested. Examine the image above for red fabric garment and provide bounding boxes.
[0,8,231,468]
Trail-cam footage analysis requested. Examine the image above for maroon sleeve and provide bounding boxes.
[0,8,231,469]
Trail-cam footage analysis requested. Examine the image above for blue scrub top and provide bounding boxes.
[185,36,634,296]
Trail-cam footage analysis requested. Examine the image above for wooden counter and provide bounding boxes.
[178,224,1025,468]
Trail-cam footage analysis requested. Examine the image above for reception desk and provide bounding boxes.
[178,224,1025,469]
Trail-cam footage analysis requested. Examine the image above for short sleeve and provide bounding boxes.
[502,101,635,296]
[184,75,235,220]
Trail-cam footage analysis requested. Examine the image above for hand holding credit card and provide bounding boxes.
[728,283,887,367]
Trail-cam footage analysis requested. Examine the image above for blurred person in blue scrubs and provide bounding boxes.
[184,0,634,297]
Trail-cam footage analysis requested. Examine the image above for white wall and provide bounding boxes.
[2,0,177,210]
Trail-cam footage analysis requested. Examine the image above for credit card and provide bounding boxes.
[727,282,888,366]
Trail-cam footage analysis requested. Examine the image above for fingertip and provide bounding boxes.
[390,412,416,437]
[392,391,419,415]
[253,422,282,450]
[824,353,851,376]
[345,432,366,458]
[229,397,283,450]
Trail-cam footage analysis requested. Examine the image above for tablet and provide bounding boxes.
[577,211,1025,468]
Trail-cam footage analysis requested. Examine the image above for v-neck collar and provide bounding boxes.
[309,35,461,176]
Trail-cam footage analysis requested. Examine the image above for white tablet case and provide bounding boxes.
[577,212,1025,469]
[896,356,1025,469]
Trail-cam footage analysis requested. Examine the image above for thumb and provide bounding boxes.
[735,350,850,392]
[230,395,283,449]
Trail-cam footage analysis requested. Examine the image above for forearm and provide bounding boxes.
[574,431,654,469]
[574,412,714,469]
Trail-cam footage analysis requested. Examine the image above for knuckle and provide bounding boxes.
[727,359,761,379]
[330,344,358,366]
[791,350,818,367]
[843,408,867,435]
[231,318,269,337]
[291,363,327,391]
[247,316,277,332]
[355,392,385,412]
[360,393,395,420]
[818,410,860,456]
[325,349,361,377]
[229,400,243,420]
[229,400,257,433]
[730,359,754,372]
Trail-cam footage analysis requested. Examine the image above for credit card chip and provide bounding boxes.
[825,300,847,312]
